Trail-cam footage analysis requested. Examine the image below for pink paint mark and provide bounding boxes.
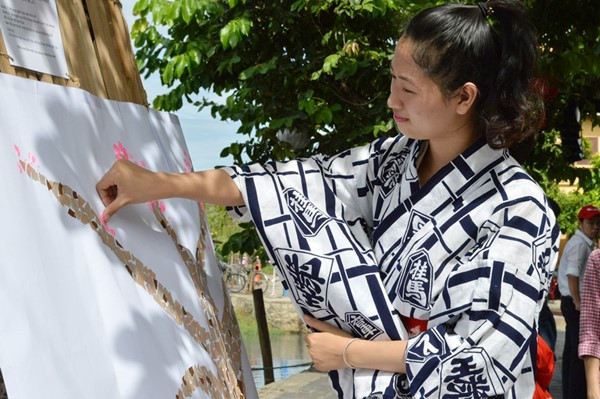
[198,201,205,212]
[183,151,193,173]
[101,212,117,236]
[14,146,39,172]
[113,141,130,160]
[147,200,167,214]
[113,141,149,170]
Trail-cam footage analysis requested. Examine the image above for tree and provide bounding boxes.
[205,204,268,262]
[524,0,600,232]
[204,204,241,253]
[131,0,600,250]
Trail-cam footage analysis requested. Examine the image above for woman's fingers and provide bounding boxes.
[101,194,129,223]
[303,315,352,337]
[303,315,355,371]
[96,160,153,222]
[96,163,120,208]
[304,331,353,371]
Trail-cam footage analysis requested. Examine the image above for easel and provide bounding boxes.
[0,1,146,396]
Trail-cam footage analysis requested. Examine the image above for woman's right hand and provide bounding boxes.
[96,159,162,222]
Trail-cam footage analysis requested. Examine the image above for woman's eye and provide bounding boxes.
[403,88,415,94]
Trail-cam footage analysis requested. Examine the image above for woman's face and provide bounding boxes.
[387,38,466,142]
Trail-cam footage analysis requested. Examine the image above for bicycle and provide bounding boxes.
[221,261,269,294]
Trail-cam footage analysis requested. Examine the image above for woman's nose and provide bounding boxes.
[387,90,402,110]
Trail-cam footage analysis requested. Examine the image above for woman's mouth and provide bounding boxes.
[394,114,408,123]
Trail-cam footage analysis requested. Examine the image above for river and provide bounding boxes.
[243,333,313,389]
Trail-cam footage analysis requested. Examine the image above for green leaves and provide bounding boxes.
[219,18,252,49]
[322,53,341,74]
[161,54,190,84]
[181,0,197,23]
[132,0,149,15]
[221,223,265,261]
[298,90,341,125]
[239,56,278,80]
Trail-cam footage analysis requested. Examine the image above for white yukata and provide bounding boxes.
[225,136,560,399]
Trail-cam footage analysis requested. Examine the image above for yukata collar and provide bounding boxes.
[372,137,505,245]
[411,137,501,193]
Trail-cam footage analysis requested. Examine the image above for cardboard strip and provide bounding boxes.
[152,204,246,393]
[19,159,244,399]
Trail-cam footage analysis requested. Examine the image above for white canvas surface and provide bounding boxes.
[0,72,256,399]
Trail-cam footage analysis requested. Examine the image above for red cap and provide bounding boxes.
[578,205,600,220]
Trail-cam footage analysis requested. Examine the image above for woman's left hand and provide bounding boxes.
[303,315,355,371]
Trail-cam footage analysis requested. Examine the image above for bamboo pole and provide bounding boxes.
[55,0,107,94]
[83,0,146,105]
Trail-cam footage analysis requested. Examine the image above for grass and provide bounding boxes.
[261,263,274,276]
[235,311,286,339]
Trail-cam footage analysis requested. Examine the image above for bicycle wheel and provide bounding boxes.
[226,273,246,293]
[253,272,269,293]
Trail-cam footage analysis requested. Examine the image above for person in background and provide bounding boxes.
[579,248,600,399]
[558,204,600,399]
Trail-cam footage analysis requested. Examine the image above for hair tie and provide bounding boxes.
[478,2,490,18]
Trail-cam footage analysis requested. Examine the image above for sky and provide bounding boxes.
[120,0,239,171]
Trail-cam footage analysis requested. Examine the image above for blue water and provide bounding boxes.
[243,333,312,388]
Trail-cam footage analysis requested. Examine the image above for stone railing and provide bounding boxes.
[230,293,307,334]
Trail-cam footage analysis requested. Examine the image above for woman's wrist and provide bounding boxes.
[343,338,360,368]
[344,338,408,373]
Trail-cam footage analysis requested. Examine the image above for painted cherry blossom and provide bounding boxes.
[13,145,39,174]
[113,141,130,161]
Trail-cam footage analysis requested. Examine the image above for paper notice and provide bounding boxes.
[0,0,68,78]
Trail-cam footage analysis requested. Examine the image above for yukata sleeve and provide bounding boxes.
[404,196,560,398]
[579,249,600,360]
[222,136,404,228]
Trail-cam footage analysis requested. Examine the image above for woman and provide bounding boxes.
[579,249,600,399]
[97,1,558,397]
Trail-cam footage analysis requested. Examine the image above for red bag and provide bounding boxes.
[533,335,555,399]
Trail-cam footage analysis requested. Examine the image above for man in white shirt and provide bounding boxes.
[558,204,600,399]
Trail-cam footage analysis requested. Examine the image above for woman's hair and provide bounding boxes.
[402,0,544,149]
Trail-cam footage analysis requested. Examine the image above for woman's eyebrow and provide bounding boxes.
[390,66,416,85]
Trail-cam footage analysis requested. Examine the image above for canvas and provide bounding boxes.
[0,72,256,399]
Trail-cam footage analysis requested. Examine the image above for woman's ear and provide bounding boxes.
[455,82,478,115]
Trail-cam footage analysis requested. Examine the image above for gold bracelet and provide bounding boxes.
[343,338,360,369]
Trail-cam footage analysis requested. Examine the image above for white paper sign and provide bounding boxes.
[0,0,68,77]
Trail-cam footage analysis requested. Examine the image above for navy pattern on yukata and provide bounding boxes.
[225,136,559,399]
